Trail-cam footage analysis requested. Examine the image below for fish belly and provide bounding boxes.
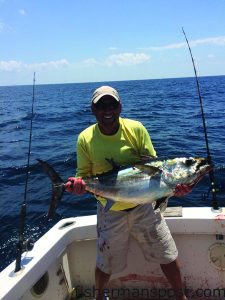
[86,176,172,205]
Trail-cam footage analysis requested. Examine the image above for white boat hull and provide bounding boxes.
[0,207,225,300]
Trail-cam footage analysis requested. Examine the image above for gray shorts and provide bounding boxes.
[96,203,178,275]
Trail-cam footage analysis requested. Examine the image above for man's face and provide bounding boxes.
[91,95,121,135]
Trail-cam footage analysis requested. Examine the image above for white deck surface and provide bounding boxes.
[0,207,224,300]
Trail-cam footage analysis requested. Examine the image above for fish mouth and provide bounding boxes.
[189,164,212,188]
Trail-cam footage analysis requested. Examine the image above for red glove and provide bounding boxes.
[65,177,86,195]
[174,184,192,197]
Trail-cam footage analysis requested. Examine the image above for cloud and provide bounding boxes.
[80,52,151,67]
[0,20,13,33]
[82,58,98,67]
[140,36,225,51]
[0,59,69,72]
[19,9,26,16]
[105,53,150,66]
[192,36,225,46]
[0,54,150,73]
[0,21,5,33]
[26,59,69,70]
[0,60,22,71]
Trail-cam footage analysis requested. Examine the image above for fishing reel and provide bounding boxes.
[15,237,35,272]
[23,237,35,252]
[16,237,35,253]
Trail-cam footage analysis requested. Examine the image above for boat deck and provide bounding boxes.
[0,207,225,300]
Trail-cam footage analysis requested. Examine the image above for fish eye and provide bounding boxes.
[185,158,195,167]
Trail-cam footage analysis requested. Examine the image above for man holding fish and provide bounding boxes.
[66,86,191,300]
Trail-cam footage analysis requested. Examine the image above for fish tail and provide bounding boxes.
[37,159,65,218]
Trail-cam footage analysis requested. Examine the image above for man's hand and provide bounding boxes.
[65,177,86,194]
[174,184,192,197]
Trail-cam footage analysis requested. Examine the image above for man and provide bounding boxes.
[66,86,190,300]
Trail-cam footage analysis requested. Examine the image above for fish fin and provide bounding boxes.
[154,197,168,211]
[139,154,155,161]
[47,185,65,219]
[134,164,161,176]
[95,158,120,185]
[37,159,65,219]
[37,159,64,184]
[130,149,155,162]
[105,158,120,172]
[104,199,115,212]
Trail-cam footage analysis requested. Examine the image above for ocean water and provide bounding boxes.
[0,76,225,271]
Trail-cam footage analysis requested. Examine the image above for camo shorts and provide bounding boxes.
[96,203,178,274]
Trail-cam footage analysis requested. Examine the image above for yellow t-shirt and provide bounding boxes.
[76,117,156,210]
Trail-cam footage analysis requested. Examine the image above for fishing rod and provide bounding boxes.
[15,73,36,273]
[182,28,220,212]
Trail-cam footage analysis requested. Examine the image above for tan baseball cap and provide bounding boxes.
[91,86,120,104]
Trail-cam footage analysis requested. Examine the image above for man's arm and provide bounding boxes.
[65,134,90,195]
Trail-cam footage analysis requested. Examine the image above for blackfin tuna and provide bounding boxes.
[38,157,211,218]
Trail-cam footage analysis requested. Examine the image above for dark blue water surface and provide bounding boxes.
[0,76,225,271]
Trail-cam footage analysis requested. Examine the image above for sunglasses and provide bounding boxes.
[94,101,120,111]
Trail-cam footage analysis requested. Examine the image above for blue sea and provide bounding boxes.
[0,76,225,271]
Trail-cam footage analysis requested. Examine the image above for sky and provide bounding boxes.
[0,0,225,86]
